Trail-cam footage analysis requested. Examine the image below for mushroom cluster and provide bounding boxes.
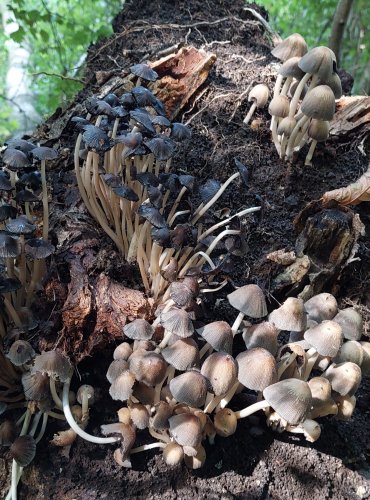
[244,34,342,165]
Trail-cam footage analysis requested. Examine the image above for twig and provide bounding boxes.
[243,7,282,45]
[184,92,234,125]
[30,72,85,84]
[228,83,253,122]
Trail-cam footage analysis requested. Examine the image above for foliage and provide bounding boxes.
[256,0,369,94]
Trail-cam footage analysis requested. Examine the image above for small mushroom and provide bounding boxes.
[243,84,269,126]
[228,284,267,335]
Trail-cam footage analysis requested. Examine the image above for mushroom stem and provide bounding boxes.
[40,159,49,240]
[199,343,213,359]
[35,413,49,444]
[26,259,42,308]
[288,73,311,118]
[9,408,31,500]
[243,102,257,126]
[17,235,26,308]
[47,410,66,421]
[178,251,216,279]
[304,140,318,166]
[231,312,245,336]
[3,298,22,328]
[49,378,63,409]
[280,76,293,97]
[273,74,284,100]
[74,132,94,215]
[219,381,241,409]
[169,210,191,227]
[303,348,319,381]
[198,207,260,241]
[130,442,166,454]
[285,115,310,159]
[166,186,187,223]
[62,379,120,444]
[234,399,270,419]
[277,352,297,379]
[149,426,171,443]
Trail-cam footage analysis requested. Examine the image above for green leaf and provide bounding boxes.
[9,27,26,43]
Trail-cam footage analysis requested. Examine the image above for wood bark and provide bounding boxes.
[329,0,354,66]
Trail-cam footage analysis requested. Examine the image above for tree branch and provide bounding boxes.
[30,71,85,84]
[329,0,354,66]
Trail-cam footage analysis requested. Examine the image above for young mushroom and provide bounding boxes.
[243,84,269,126]
[227,284,267,335]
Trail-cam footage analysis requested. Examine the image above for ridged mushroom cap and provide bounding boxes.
[0,233,20,258]
[10,435,36,466]
[33,350,73,382]
[0,420,17,446]
[162,338,199,371]
[277,116,297,137]
[300,85,336,121]
[129,403,150,430]
[109,370,135,401]
[318,71,342,99]
[242,321,279,355]
[271,33,308,61]
[200,352,238,396]
[333,308,363,340]
[101,423,136,459]
[214,408,238,437]
[123,319,154,341]
[160,308,194,338]
[25,239,55,259]
[308,377,332,404]
[236,348,277,391]
[278,56,305,79]
[169,413,202,447]
[298,46,336,81]
[106,359,129,384]
[3,148,30,169]
[227,284,267,318]
[169,281,195,307]
[129,351,167,386]
[22,371,50,401]
[199,321,233,354]
[31,146,58,161]
[304,320,343,357]
[248,84,269,107]
[269,297,306,332]
[304,293,338,322]
[7,340,35,366]
[160,258,178,282]
[323,362,362,396]
[130,63,158,81]
[169,371,208,408]
[360,342,370,375]
[334,340,364,366]
[113,342,133,361]
[163,442,184,466]
[263,379,312,425]
[308,120,330,142]
[268,95,290,118]
[151,401,173,430]
[6,216,36,235]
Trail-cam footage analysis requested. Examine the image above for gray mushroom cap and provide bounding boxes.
[3,148,30,169]
[25,239,55,259]
[123,319,154,341]
[0,233,21,258]
[300,85,336,121]
[227,284,267,319]
[31,146,58,161]
[271,33,308,61]
[33,350,73,383]
[263,378,312,425]
[7,340,35,366]
[236,348,277,391]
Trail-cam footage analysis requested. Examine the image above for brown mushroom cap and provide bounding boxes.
[307,120,329,142]
[277,116,297,137]
[22,371,50,401]
[169,413,202,447]
[263,379,312,425]
[227,284,267,319]
[151,401,173,430]
[333,308,363,340]
[160,308,194,338]
[132,381,155,405]
[271,33,308,61]
[323,362,362,396]
[304,320,343,357]
[304,293,338,322]
[360,342,370,375]
[101,423,136,460]
[106,359,130,384]
[123,319,154,341]
[298,46,336,81]
[248,84,269,107]
[184,444,206,469]
[109,370,136,401]
[269,297,306,332]
[236,348,277,391]
[113,342,133,361]
[242,321,279,355]
[129,351,167,386]
[334,340,364,366]
[268,95,290,118]
[7,340,35,366]
[129,403,150,429]
[10,435,36,466]
[162,338,199,371]
[308,376,332,404]
[163,442,184,466]
[33,350,73,382]
[198,321,233,354]
[214,408,238,437]
[333,394,356,420]
[200,352,238,396]
[169,371,208,408]
[0,420,17,446]
[300,85,336,121]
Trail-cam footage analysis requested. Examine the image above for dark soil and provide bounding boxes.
[1,0,370,498]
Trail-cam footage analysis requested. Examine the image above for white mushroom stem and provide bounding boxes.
[219,381,242,409]
[280,76,293,97]
[231,312,245,336]
[273,74,284,100]
[304,140,318,166]
[234,399,270,419]
[303,347,319,381]
[271,115,281,154]
[40,159,49,240]
[62,379,120,444]
[35,413,49,444]
[285,115,310,160]
[199,343,213,359]
[9,407,31,500]
[198,207,260,240]
[243,102,257,126]
[168,210,191,227]
[49,378,63,409]
[166,186,188,223]
[288,73,311,118]
[130,442,166,454]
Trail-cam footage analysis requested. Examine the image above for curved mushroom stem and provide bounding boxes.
[9,407,31,500]
[273,74,284,100]
[286,419,321,442]
[304,140,318,166]
[153,366,175,405]
[26,259,43,307]
[234,399,270,419]
[130,442,166,454]
[40,159,49,240]
[49,378,63,409]
[271,115,281,154]
[288,73,311,118]
[303,347,319,381]
[219,381,241,409]
[62,379,120,444]
[243,102,257,126]
[285,115,310,160]
[280,76,293,97]
[167,186,188,223]
[198,207,260,241]
[35,413,49,444]
[231,312,245,336]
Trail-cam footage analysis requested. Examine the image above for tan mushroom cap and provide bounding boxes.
[214,408,238,437]
[360,342,370,375]
[308,376,337,419]
[248,84,269,107]
[129,403,149,430]
[318,71,342,99]
[277,116,297,137]
[123,318,154,341]
[169,281,194,307]
[132,340,155,352]
[169,370,208,408]
[304,293,338,322]
[278,56,305,79]
[160,258,178,283]
[113,342,133,361]
[129,351,167,386]
[169,413,202,447]
[298,46,336,81]
[101,423,136,459]
[323,362,362,396]
[263,379,312,425]
[271,33,308,61]
[334,340,364,366]
[333,308,363,340]
[132,381,155,405]
[227,284,267,319]
[199,321,233,354]
[242,321,279,355]
[268,95,290,118]
[162,338,199,371]
[304,320,343,357]
[163,442,184,466]
[151,401,173,430]
[333,394,356,420]
[236,348,277,391]
[200,352,238,396]
[269,297,306,332]
[33,350,73,383]
[106,359,129,384]
[160,308,194,338]
[184,444,206,469]
[300,85,336,121]
[109,370,136,401]
[308,120,329,142]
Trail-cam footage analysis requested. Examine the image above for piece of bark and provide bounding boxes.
[330,96,370,136]
[322,163,370,205]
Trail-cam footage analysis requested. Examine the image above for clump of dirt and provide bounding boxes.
[1,0,370,498]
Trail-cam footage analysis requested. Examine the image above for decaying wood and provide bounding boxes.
[330,96,370,136]
[322,163,370,205]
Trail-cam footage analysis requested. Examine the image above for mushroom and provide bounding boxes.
[334,340,364,366]
[198,321,233,356]
[123,319,154,341]
[227,284,267,335]
[243,84,269,126]
[323,362,362,396]
[269,297,306,332]
[25,238,55,307]
[271,33,308,62]
[169,413,202,448]
[76,385,95,422]
[308,377,338,419]
[333,308,363,340]
[169,370,208,408]
[7,340,35,367]
[268,95,290,152]
[242,321,279,355]
[304,119,330,166]
[162,442,184,466]
[214,408,238,437]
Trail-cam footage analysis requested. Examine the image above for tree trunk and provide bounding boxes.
[329,0,354,67]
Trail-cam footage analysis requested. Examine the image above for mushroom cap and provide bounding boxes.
[22,371,50,401]
[137,203,167,228]
[15,190,39,203]
[129,351,167,386]
[152,115,171,128]
[333,308,363,340]
[160,258,178,283]
[323,362,362,396]
[307,119,329,142]
[10,435,36,466]
[25,239,55,259]
[113,342,133,361]
[33,350,73,383]
[236,348,277,391]
[334,394,356,420]
[334,340,364,366]
[278,56,305,79]
[199,321,233,354]
[146,137,174,161]
[318,71,342,99]
[123,319,154,341]
[0,277,22,294]
[82,125,112,152]
[109,370,135,401]
[298,46,336,81]
[169,281,195,308]
[151,401,173,430]
[308,376,332,404]
[7,340,35,366]
[0,233,20,258]
[268,95,290,118]
[85,97,114,116]
[162,338,200,371]
[248,84,269,107]
[5,139,36,153]
[304,293,338,322]
[169,413,202,447]
[112,185,139,202]
[269,297,306,332]
[129,403,150,429]
[304,320,343,357]
[0,172,13,191]
[130,63,158,81]
[360,342,370,375]
[77,385,95,405]
[6,216,36,235]
[0,205,17,222]
[277,116,297,137]
[171,122,192,141]
[3,148,30,169]
[101,423,136,459]
[263,378,312,425]
[169,371,208,407]
[31,146,58,161]
[227,284,267,319]
[214,408,238,437]
[129,108,156,134]
[242,321,279,355]
[200,352,238,396]
[160,308,194,338]
[0,420,17,446]
[184,444,206,469]
[271,33,308,61]
[163,442,184,466]
[300,85,336,121]
[132,381,155,405]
